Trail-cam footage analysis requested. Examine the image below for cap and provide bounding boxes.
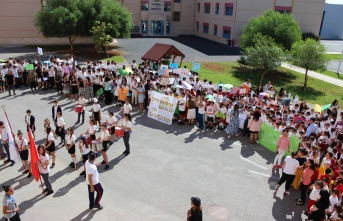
[93,98,98,103]
[191,197,201,206]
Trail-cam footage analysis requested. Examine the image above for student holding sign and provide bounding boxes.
[206,101,215,130]
[177,92,186,125]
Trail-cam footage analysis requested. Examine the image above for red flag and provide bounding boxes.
[28,129,40,182]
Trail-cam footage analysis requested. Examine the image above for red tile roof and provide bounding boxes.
[141,43,185,62]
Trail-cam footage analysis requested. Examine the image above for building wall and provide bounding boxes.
[320,3,343,39]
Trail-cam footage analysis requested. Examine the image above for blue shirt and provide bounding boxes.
[305,123,318,137]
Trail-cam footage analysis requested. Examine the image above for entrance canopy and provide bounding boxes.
[141,43,185,65]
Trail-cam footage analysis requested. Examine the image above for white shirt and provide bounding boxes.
[198,101,206,114]
[106,116,118,126]
[283,156,299,175]
[86,160,99,185]
[56,117,65,127]
[77,98,87,111]
[100,130,110,140]
[26,115,31,124]
[65,134,75,145]
[47,132,54,141]
[15,138,28,151]
[123,103,132,114]
[117,120,131,132]
[178,97,186,111]
[81,144,91,155]
[53,106,58,120]
[93,104,101,112]
[309,188,321,200]
[328,196,338,212]
[87,125,97,134]
[38,154,50,174]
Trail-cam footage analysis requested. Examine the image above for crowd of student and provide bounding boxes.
[1,55,343,221]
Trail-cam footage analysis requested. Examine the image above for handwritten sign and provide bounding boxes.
[148,91,177,125]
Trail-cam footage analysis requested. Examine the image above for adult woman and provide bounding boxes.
[79,137,91,178]
[54,70,62,94]
[278,88,285,99]
[308,189,330,221]
[66,127,78,169]
[187,197,202,221]
[131,79,138,107]
[118,84,128,105]
[37,144,54,195]
[70,75,78,101]
[332,99,339,110]
[0,68,5,93]
[292,148,308,190]
[83,77,93,103]
[137,83,145,113]
[2,185,21,221]
[104,75,112,105]
[15,130,31,178]
[96,124,110,170]
[248,111,263,144]
[63,74,69,99]
[118,113,132,155]
[187,94,196,125]
[274,151,300,195]
[92,98,101,131]
[27,70,36,92]
[82,119,97,152]
[105,111,117,145]
[78,77,84,97]
[296,159,315,206]
[44,126,56,169]
[225,104,240,138]
[55,112,65,146]
[36,65,43,90]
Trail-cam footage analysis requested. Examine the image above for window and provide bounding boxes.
[215,5,219,14]
[223,30,231,39]
[275,6,291,14]
[214,25,217,36]
[225,7,233,15]
[42,0,48,10]
[173,12,180,21]
[174,0,180,2]
[164,2,171,11]
[141,1,149,11]
[198,5,200,13]
[203,26,209,34]
[204,6,210,13]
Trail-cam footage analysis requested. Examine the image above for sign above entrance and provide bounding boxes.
[150,0,163,11]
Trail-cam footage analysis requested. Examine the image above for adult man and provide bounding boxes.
[304,118,318,138]
[51,99,62,124]
[86,152,104,210]
[0,121,15,166]
[25,109,35,139]
[76,94,87,124]
[5,70,16,96]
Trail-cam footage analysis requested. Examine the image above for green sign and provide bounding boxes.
[25,64,34,71]
[259,123,299,156]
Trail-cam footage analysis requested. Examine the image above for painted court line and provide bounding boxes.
[238,155,268,170]
[248,170,271,177]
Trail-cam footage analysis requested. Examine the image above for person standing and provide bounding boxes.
[225,104,240,138]
[104,111,117,145]
[274,151,300,195]
[2,184,21,221]
[177,92,186,125]
[187,197,202,221]
[96,124,110,170]
[196,97,206,132]
[273,129,291,169]
[144,79,150,109]
[66,127,78,169]
[247,111,263,144]
[5,70,16,96]
[27,70,37,92]
[118,113,132,155]
[0,121,15,166]
[14,131,31,178]
[131,79,138,107]
[92,98,102,132]
[137,83,145,113]
[55,112,65,146]
[86,152,104,210]
[51,99,62,124]
[296,159,315,206]
[79,137,91,178]
[37,144,54,195]
[122,98,132,115]
[25,109,35,139]
[76,94,87,124]
[44,127,56,169]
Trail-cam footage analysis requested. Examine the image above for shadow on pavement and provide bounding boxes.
[70,209,99,221]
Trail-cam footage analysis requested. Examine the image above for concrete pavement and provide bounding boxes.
[0,87,308,221]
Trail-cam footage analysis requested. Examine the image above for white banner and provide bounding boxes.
[148,91,177,125]
[37,47,43,55]
[4,117,21,163]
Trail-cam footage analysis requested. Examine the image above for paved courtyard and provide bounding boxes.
[0,87,309,221]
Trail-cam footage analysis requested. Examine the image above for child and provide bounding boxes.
[37,144,54,195]
[322,177,330,191]
[326,189,339,219]
[206,101,215,130]
[335,177,343,199]
[305,179,323,216]
[328,203,342,220]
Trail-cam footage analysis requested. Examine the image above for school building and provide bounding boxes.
[0,0,326,45]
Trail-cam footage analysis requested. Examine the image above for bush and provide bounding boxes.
[302,32,320,41]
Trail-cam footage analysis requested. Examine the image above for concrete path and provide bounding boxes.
[282,63,343,87]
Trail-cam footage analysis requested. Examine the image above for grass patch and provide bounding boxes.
[102,55,125,63]
[184,62,343,105]
[326,54,343,61]
[318,69,343,81]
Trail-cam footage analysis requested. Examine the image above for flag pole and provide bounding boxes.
[1,105,26,169]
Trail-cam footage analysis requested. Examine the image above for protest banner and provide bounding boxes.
[259,123,299,156]
[37,47,43,55]
[148,91,177,125]
[192,62,201,71]
[212,94,223,103]
[25,64,34,71]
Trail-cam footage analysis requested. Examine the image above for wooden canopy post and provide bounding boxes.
[180,57,183,67]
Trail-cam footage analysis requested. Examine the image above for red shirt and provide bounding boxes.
[311,169,319,182]
[336,184,343,198]
[320,174,331,186]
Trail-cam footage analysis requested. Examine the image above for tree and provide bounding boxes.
[240,9,302,50]
[90,21,113,54]
[34,0,133,52]
[290,39,329,87]
[244,34,286,85]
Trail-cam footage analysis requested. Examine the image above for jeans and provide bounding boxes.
[8,85,15,95]
[41,173,52,190]
[2,142,10,160]
[78,110,85,123]
[123,131,130,152]
[278,172,296,191]
[88,183,103,208]
[274,149,286,165]
[197,113,204,130]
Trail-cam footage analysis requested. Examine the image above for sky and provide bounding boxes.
[326,0,343,4]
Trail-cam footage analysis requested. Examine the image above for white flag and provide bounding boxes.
[37,47,43,55]
[4,117,21,163]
